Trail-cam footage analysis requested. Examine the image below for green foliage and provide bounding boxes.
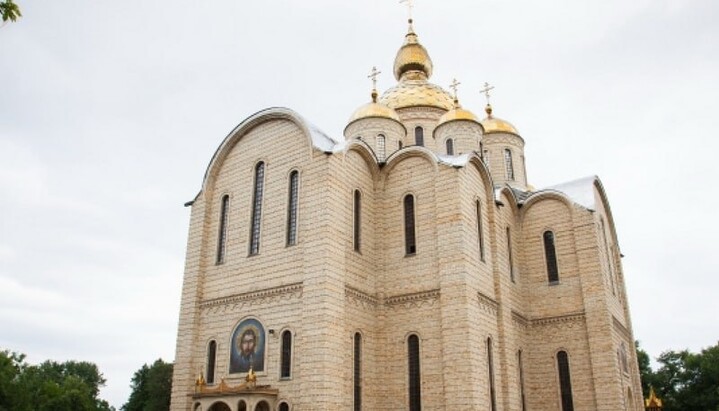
[0,0,21,22]
[122,359,173,411]
[0,349,113,411]
[638,341,719,411]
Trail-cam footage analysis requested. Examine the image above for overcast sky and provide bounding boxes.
[1,0,717,408]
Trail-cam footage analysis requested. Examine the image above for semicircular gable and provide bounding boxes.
[343,141,381,179]
[382,146,438,178]
[467,154,495,202]
[520,190,574,218]
[200,107,329,194]
[591,177,621,246]
[495,185,520,214]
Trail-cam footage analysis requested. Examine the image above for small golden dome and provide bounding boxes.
[393,19,433,81]
[348,91,401,124]
[437,100,480,127]
[481,104,520,135]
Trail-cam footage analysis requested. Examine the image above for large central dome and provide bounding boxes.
[379,20,454,111]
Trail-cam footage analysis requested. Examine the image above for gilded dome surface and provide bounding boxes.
[380,78,455,110]
[437,102,480,127]
[348,101,401,124]
[481,104,520,135]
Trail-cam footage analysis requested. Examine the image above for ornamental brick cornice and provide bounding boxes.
[482,134,524,146]
[384,289,440,309]
[199,282,303,312]
[511,310,530,329]
[612,315,632,341]
[530,312,586,327]
[477,291,499,315]
[345,285,379,309]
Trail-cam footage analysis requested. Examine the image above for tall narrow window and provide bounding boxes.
[354,332,362,411]
[518,350,527,411]
[408,334,421,411]
[278,404,289,411]
[446,139,454,155]
[399,141,403,150]
[507,227,515,282]
[483,150,490,166]
[504,148,514,180]
[404,195,416,255]
[600,219,616,295]
[487,338,497,411]
[249,162,265,255]
[476,200,485,262]
[377,134,386,161]
[544,230,559,283]
[353,190,362,252]
[287,170,299,246]
[414,126,424,146]
[557,351,575,411]
[281,330,292,378]
[216,195,230,264]
[206,340,217,384]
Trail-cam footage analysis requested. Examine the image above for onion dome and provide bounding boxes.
[437,99,480,127]
[347,90,401,125]
[393,19,433,80]
[480,104,520,135]
[379,20,454,111]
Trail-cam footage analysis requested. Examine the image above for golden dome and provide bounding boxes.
[393,20,433,81]
[437,100,480,127]
[348,91,401,124]
[380,78,455,110]
[480,104,520,135]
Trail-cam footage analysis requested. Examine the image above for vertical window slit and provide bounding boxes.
[404,195,416,255]
[408,334,421,411]
[544,230,559,283]
[249,162,265,255]
[287,170,299,246]
[216,195,229,264]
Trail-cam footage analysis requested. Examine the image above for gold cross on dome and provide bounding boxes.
[367,66,381,90]
[480,82,495,104]
[449,78,461,100]
[400,0,414,21]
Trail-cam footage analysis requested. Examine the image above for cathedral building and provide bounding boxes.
[170,16,643,411]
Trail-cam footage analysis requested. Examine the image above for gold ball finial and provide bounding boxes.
[485,104,493,117]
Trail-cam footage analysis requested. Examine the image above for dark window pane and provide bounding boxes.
[281,330,292,378]
[408,335,421,411]
[404,195,416,255]
[249,162,265,255]
[216,196,229,264]
[507,227,514,282]
[544,231,559,283]
[207,340,217,384]
[557,351,575,411]
[488,338,497,411]
[446,139,454,155]
[476,200,485,262]
[354,333,362,411]
[518,350,526,411]
[504,148,514,180]
[414,127,424,146]
[354,190,361,252]
[287,171,299,246]
[279,404,289,411]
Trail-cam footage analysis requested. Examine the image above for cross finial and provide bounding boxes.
[449,78,461,101]
[480,82,495,104]
[400,0,414,21]
[368,66,381,90]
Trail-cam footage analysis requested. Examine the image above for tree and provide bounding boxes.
[0,0,21,23]
[0,350,113,411]
[122,359,173,411]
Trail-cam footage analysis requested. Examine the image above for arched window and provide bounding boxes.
[287,170,299,246]
[278,403,289,411]
[404,195,416,255]
[445,138,454,155]
[518,350,526,411]
[249,162,265,255]
[557,351,575,411]
[237,401,247,411]
[354,332,362,411]
[407,334,421,411]
[620,343,629,374]
[483,150,490,166]
[216,195,229,264]
[414,126,424,146]
[507,227,515,282]
[504,148,514,180]
[399,140,403,150]
[476,200,485,262]
[281,330,292,378]
[377,134,386,161]
[255,401,270,411]
[544,230,559,283]
[487,338,497,411]
[206,340,217,384]
[353,190,361,252]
